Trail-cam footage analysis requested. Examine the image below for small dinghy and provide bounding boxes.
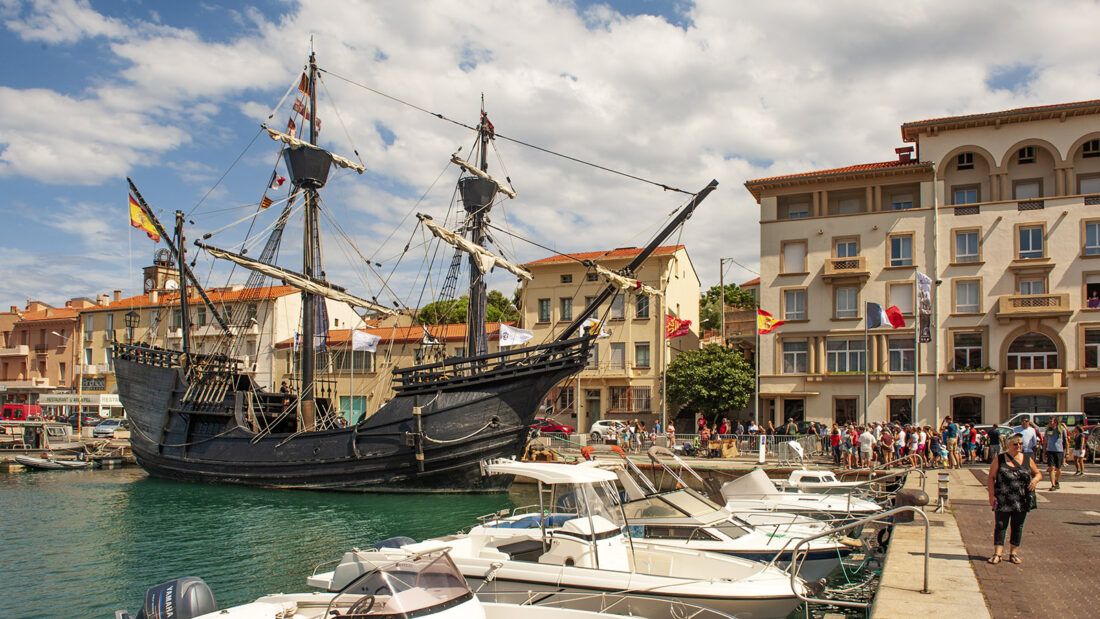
[56,459,93,470]
[15,455,67,470]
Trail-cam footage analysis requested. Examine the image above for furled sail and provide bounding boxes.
[418,214,532,280]
[262,125,366,174]
[197,242,397,315]
[450,153,517,198]
[592,263,663,297]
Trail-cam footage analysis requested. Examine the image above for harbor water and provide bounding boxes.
[0,468,520,619]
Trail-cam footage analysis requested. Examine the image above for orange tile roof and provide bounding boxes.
[740,277,760,287]
[744,160,932,200]
[275,322,515,348]
[84,285,299,312]
[18,308,79,323]
[524,245,684,266]
[901,99,1100,142]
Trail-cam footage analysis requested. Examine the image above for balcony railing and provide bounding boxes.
[995,293,1071,322]
[1005,369,1063,390]
[822,255,869,281]
[0,344,29,357]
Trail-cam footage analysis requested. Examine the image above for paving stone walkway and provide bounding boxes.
[953,466,1100,619]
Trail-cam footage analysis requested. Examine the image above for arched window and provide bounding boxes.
[1007,332,1059,370]
[951,396,983,425]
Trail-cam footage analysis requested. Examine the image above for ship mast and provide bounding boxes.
[464,99,492,357]
[299,50,321,431]
[175,211,192,365]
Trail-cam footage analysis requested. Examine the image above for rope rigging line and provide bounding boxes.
[186,126,266,218]
[317,67,694,195]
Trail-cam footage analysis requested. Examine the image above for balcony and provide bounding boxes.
[995,293,1071,323]
[80,364,112,375]
[1004,369,1064,392]
[822,256,869,281]
[0,344,29,357]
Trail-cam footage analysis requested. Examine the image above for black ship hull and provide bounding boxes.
[114,339,589,492]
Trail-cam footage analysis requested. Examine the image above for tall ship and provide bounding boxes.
[113,51,716,491]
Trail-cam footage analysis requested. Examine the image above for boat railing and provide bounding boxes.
[393,336,592,386]
[477,589,736,619]
[841,461,926,492]
[788,506,931,608]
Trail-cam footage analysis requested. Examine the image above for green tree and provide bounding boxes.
[417,291,520,324]
[487,290,521,323]
[699,284,757,330]
[666,344,754,425]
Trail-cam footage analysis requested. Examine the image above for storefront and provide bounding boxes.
[38,393,124,419]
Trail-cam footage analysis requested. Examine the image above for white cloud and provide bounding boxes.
[3,0,126,44]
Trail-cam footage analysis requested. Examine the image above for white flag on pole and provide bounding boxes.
[499,324,534,347]
[352,330,381,352]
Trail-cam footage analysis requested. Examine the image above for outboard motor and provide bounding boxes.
[115,577,217,619]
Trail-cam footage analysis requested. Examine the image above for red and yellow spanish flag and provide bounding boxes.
[128,194,160,243]
[757,309,784,334]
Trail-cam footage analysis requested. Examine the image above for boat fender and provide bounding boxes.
[126,577,217,619]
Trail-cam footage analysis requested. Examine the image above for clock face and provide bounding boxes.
[144,278,155,292]
[164,279,179,290]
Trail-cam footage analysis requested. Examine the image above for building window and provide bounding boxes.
[952,185,979,205]
[610,386,629,410]
[1007,332,1059,370]
[955,230,980,263]
[84,316,94,340]
[834,398,858,425]
[831,196,864,215]
[635,295,650,319]
[84,347,93,365]
[1018,277,1045,295]
[1018,225,1044,259]
[635,343,650,368]
[632,387,652,412]
[246,303,258,323]
[586,344,599,369]
[609,295,625,320]
[782,340,808,374]
[105,313,114,332]
[888,338,915,373]
[171,309,183,329]
[888,283,914,315]
[889,234,913,267]
[834,238,858,258]
[560,274,573,284]
[559,298,573,321]
[826,339,865,373]
[1086,274,1100,308]
[1079,174,1100,195]
[1084,139,1100,159]
[557,388,575,413]
[609,343,626,369]
[585,272,598,282]
[889,193,914,210]
[1014,179,1041,200]
[537,298,551,323]
[889,398,913,425]
[196,307,207,327]
[952,396,983,425]
[783,399,805,424]
[1084,329,1100,369]
[781,241,807,274]
[1085,222,1100,256]
[105,346,114,371]
[1017,146,1036,164]
[835,286,858,319]
[956,152,974,170]
[954,280,980,314]
[779,197,811,220]
[953,332,983,370]
[783,289,806,321]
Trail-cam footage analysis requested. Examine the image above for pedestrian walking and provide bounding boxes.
[1019,419,1038,457]
[988,423,1002,463]
[1044,417,1068,490]
[942,416,960,468]
[986,433,1042,565]
[830,427,842,466]
[858,426,876,468]
[1071,426,1086,476]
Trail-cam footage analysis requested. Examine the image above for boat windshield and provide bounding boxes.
[332,551,471,617]
[551,481,626,528]
[658,489,723,516]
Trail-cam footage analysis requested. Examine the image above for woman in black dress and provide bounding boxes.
[986,433,1042,564]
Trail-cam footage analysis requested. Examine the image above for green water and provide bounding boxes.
[0,467,528,619]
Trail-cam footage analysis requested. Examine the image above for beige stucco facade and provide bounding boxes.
[518,245,700,434]
[748,100,1100,426]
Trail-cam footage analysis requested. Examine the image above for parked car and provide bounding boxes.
[65,412,104,429]
[1005,412,1087,431]
[92,418,129,438]
[530,418,575,435]
[589,419,627,442]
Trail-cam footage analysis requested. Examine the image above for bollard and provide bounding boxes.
[935,471,950,513]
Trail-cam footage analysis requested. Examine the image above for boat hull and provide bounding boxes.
[114,343,586,492]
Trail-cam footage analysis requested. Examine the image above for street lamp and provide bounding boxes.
[51,330,79,428]
[125,310,140,344]
[718,257,738,347]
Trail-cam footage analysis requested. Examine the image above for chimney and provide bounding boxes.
[9,306,17,313]
[96,294,109,306]
[895,146,915,163]
[113,289,122,302]
[150,291,159,304]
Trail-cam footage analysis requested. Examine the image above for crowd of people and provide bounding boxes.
[813,416,1011,470]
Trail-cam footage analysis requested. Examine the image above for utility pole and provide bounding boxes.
[719,258,726,347]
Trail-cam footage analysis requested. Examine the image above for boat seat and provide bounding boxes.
[495,538,545,562]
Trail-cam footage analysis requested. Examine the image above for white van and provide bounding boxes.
[1005,412,1086,430]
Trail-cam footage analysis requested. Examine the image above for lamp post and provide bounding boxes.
[718,257,734,347]
[125,310,140,344]
[50,330,77,426]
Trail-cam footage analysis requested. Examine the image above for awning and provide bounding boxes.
[1003,387,1068,393]
[759,391,821,397]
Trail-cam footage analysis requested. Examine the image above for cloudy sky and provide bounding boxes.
[2,0,1099,312]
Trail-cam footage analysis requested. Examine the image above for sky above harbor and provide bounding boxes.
[2,0,1100,313]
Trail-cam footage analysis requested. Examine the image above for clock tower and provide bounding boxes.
[142,248,181,293]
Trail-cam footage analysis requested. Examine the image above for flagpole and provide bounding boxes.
[350,329,355,424]
[755,317,760,427]
[913,303,919,426]
[863,307,869,427]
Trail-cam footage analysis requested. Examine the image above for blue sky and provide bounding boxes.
[1,0,1099,311]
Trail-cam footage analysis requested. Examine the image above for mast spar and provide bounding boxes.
[463,100,495,358]
[298,51,321,430]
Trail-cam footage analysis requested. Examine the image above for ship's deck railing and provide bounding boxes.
[393,335,592,386]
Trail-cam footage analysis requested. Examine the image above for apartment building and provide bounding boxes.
[519,245,700,434]
[746,99,1100,426]
[0,299,91,404]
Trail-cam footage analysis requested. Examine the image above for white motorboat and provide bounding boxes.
[118,549,668,619]
[586,459,855,582]
[775,469,866,493]
[310,460,808,619]
[14,455,68,470]
[721,469,882,522]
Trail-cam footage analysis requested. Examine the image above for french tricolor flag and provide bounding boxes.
[867,302,906,329]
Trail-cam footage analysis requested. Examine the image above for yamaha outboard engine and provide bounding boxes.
[115,577,217,619]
